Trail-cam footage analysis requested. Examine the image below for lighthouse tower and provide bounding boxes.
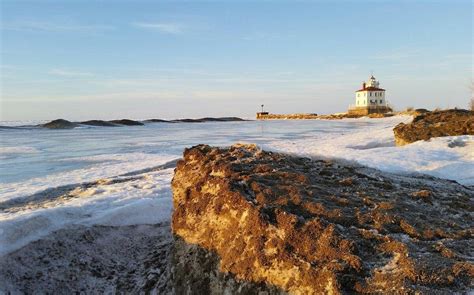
[348,75,391,115]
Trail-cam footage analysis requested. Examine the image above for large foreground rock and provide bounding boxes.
[172,144,473,294]
[393,109,474,146]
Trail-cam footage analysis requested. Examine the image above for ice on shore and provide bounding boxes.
[0,152,177,202]
[265,117,474,186]
[0,167,174,255]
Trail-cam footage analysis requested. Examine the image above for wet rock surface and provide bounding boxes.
[172,144,474,294]
[393,109,474,146]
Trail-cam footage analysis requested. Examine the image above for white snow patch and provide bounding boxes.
[0,168,173,256]
[0,152,177,202]
[265,117,474,185]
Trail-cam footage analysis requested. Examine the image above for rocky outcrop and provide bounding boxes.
[393,109,474,146]
[256,113,394,120]
[395,108,430,118]
[145,119,175,123]
[256,113,319,120]
[41,119,78,129]
[109,119,144,126]
[171,117,247,123]
[38,117,247,129]
[172,144,473,294]
[146,117,246,123]
[80,120,119,127]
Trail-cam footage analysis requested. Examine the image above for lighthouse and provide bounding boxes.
[348,75,392,115]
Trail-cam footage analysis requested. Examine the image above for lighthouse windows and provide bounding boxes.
[353,76,387,111]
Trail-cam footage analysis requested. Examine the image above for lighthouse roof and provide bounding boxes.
[355,86,385,92]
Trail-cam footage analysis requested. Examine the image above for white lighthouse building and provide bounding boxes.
[348,75,391,115]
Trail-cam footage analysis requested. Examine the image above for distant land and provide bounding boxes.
[0,117,248,129]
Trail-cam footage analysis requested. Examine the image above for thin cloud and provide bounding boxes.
[48,69,94,77]
[132,22,183,34]
[2,21,115,32]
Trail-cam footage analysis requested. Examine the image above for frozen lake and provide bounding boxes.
[0,116,473,255]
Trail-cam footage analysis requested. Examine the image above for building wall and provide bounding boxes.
[355,91,385,107]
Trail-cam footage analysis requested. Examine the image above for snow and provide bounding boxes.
[0,152,176,202]
[0,168,174,255]
[265,117,474,186]
[0,116,473,256]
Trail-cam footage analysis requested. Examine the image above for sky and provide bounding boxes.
[0,0,472,121]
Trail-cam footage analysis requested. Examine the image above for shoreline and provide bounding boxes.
[0,117,248,129]
[0,109,429,129]
[255,109,430,120]
[1,145,472,293]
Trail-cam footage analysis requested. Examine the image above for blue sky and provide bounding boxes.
[1,0,472,121]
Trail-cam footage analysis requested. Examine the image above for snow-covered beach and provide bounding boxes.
[1,116,473,257]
